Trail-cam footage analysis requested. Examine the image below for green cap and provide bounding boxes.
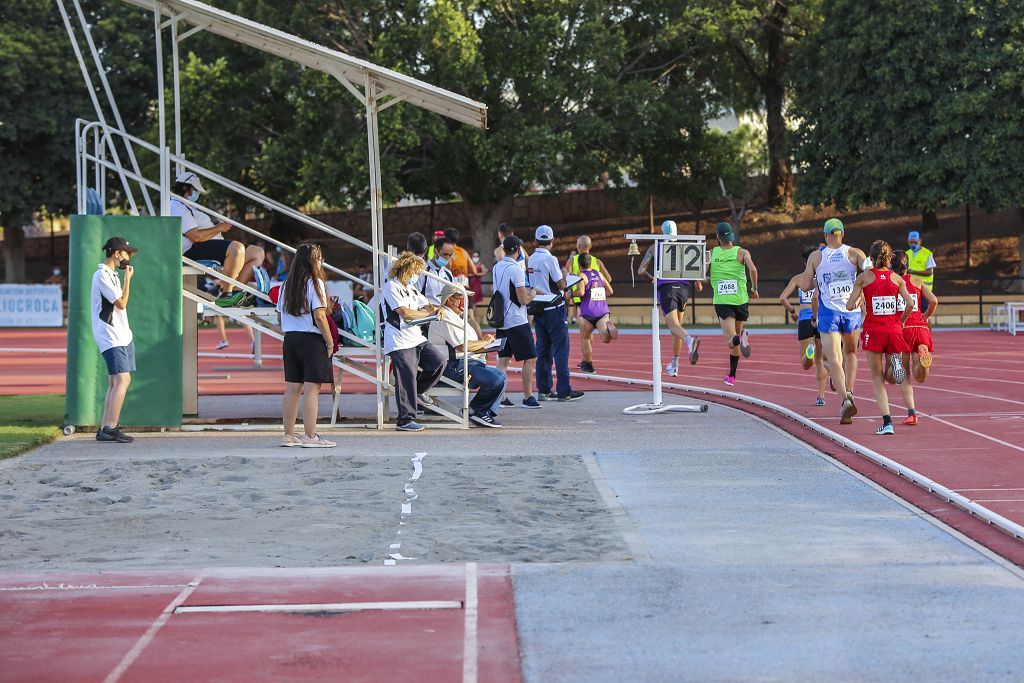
[823,218,845,234]
[716,222,735,242]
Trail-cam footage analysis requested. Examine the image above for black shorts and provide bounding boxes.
[657,282,690,315]
[714,303,749,322]
[184,239,232,264]
[283,332,334,384]
[797,318,820,341]
[497,323,537,361]
[581,314,607,326]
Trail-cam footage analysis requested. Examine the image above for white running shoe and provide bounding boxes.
[216,339,229,350]
[889,354,906,384]
[686,337,700,365]
[665,360,678,377]
[281,434,303,447]
[876,423,895,435]
[739,330,751,358]
[300,434,336,448]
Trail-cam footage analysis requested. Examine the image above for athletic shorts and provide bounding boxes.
[101,342,136,375]
[497,323,537,361]
[714,303,749,322]
[903,326,934,353]
[817,306,862,335]
[184,239,232,264]
[283,331,334,384]
[657,282,690,315]
[861,327,911,354]
[581,314,607,326]
[797,319,820,341]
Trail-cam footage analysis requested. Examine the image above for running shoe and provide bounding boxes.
[470,411,502,428]
[521,396,542,409]
[815,397,826,407]
[840,394,858,425]
[396,421,426,432]
[739,330,751,358]
[687,337,700,365]
[876,423,895,435]
[902,414,918,426]
[282,434,303,447]
[300,434,336,448]
[216,339,230,350]
[723,375,736,387]
[607,322,619,340]
[215,290,247,307]
[805,344,815,361]
[665,360,679,377]
[500,397,515,408]
[578,361,596,374]
[95,426,133,443]
[557,391,585,402]
[889,354,906,385]
[537,392,556,401]
[417,392,435,406]
[917,345,933,369]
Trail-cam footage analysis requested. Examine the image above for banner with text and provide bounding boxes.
[0,285,63,327]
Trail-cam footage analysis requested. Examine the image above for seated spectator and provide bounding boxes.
[381,252,447,432]
[423,238,455,305]
[170,171,264,307]
[428,283,505,428]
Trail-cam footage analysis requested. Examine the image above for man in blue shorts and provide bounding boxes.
[91,236,138,443]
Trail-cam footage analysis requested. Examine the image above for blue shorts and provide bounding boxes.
[102,342,136,375]
[817,306,861,335]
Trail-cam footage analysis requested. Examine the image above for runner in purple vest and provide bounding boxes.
[576,253,618,373]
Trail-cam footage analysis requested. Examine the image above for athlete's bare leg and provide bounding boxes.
[814,339,828,402]
[800,337,814,371]
[868,351,891,418]
[579,318,595,362]
[842,331,859,394]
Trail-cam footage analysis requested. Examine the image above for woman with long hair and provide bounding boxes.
[277,243,336,447]
[889,249,939,425]
[846,240,915,435]
[381,252,447,431]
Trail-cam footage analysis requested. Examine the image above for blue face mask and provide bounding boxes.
[189,190,200,202]
[909,243,921,252]
[435,256,449,268]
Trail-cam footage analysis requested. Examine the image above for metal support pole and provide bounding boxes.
[365,74,386,430]
[154,1,166,160]
[75,121,84,214]
[651,290,662,405]
[160,146,171,215]
[171,17,182,174]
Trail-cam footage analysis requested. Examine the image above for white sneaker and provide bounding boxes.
[300,434,336,448]
[216,339,229,350]
[281,434,302,447]
[665,360,678,377]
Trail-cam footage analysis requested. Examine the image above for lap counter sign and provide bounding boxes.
[623,233,709,415]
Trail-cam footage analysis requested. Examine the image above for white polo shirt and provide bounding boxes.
[428,306,480,358]
[276,277,327,334]
[382,278,428,353]
[491,257,528,329]
[528,248,564,296]
[423,261,454,305]
[91,264,133,353]
[170,197,199,253]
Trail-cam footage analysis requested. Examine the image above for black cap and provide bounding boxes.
[502,235,523,254]
[103,236,139,255]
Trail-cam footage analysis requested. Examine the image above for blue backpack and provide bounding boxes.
[349,299,377,346]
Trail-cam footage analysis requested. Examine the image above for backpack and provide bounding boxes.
[253,266,274,306]
[486,267,509,329]
[349,299,377,346]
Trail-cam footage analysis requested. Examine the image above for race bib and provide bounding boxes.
[871,295,898,316]
[589,287,606,302]
[828,280,853,303]
[717,279,739,296]
[896,292,919,312]
[798,289,814,305]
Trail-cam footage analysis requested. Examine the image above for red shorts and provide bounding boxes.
[861,327,911,354]
[903,325,934,353]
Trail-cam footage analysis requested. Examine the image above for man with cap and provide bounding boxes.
[169,171,265,307]
[91,237,139,443]
[710,222,758,387]
[637,220,703,375]
[428,282,506,427]
[528,225,584,402]
[493,235,542,408]
[906,230,936,290]
[797,218,869,424]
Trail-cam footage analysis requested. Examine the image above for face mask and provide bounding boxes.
[435,256,449,268]
[909,244,921,252]
[407,274,420,286]
[189,190,200,202]
[118,258,130,270]
[52,268,61,276]
[472,254,480,264]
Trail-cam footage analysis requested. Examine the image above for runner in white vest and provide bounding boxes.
[797,218,868,425]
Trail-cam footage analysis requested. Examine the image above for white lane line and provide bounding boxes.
[974,499,1024,503]
[0,583,190,592]
[462,562,478,683]
[927,372,1024,386]
[0,347,65,353]
[958,488,1024,492]
[384,452,427,566]
[175,600,461,614]
[103,575,203,683]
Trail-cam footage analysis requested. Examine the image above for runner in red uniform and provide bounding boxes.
[890,250,939,425]
[846,241,915,435]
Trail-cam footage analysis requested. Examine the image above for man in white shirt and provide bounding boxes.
[91,236,138,443]
[169,171,264,307]
[529,225,584,402]
[423,238,455,305]
[492,235,542,409]
[428,283,506,427]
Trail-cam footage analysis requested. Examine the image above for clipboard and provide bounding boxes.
[400,314,438,329]
[533,293,560,304]
[564,273,584,288]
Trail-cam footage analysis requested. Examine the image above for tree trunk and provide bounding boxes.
[2,223,27,283]
[1013,206,1024,293]
[764,0,792,209]
[461,195,514,267]
[921,209,938,233]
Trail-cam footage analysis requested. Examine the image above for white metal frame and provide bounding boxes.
[59,0,486,429]
[622,234,709,415]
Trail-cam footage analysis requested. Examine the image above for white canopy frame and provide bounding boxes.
[58,0,487,429]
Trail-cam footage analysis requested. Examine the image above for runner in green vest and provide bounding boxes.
[710,222,759,387]
[906,230,936,289]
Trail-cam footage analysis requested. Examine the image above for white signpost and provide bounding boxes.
[0,285,64,327]
[622,234,709,415]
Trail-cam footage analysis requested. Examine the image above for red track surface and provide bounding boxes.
[0,564,519,683]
